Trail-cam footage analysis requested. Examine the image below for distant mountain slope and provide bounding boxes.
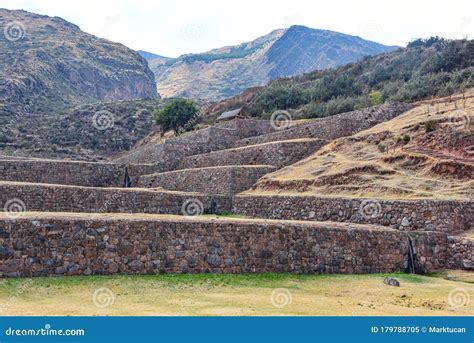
[0,9,158,116]
[203,38,474,120]
[138,50,174,64]
[138,50,164,60]
[149,25,397,100]
[266,26,396,79]
[0,9,161,160]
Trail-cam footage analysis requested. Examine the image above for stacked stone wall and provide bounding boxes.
[179,139,325,170]
[447,236,473,270]
[0,160,153,187]
[0,182,232,215]
[0,215,446,277]
[233,195,473,233]
[138,166,276,194]
[235,103,411,147]
[114,119,276,165]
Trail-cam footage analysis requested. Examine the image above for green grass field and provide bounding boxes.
[0,272,472,316]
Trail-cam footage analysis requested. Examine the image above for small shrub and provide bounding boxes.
[425,120,438,133]
[402,134,411,144]
[377,143,387,153]
[369,90,383,106]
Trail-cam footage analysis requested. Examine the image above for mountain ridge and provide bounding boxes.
[202,38,474,121]
[147,25,397,100]
[137,50,171,60]
[0,8,158,117]
[0,8,161,160]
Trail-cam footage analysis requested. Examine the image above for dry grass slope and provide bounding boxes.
[249,91,474,200]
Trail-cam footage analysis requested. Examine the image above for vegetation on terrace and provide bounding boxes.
[240,38,473,118]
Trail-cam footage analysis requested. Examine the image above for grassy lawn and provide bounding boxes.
[0,272,473,316]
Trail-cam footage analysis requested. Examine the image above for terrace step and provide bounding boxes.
[137,165,277,194]
[0,181,231,215]
[178,138,326,170]
[0,211,446,276]
[0,159,153,187]
[114,118,276,165]
[232,194,473,234]
[234,103,411,147]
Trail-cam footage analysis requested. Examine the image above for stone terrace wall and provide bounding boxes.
[447,235,473,270]
[0,182,232,214]
[115,119,276,166]
[138,165,276,195]
[115,126,236,168]
[235,103,411,147]
[0,215,447,277]
[217,118,276,138]
[0,160,153,187]
[179,139,326,170]
[233,195,473,233]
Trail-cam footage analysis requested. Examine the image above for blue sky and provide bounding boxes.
[1,0,473,57]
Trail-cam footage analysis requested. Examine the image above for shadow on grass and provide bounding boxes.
[0,271,444,294]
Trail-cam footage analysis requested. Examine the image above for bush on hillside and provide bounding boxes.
[407,36,446,48]
[369,91,383,105]
[243,39,474,119]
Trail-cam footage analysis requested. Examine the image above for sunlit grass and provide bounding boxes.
[1,271,473,316]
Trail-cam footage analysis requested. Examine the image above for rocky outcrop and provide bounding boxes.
[0,9,158,116]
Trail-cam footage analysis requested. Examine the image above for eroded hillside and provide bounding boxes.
[0,99,168,161]
[248,91,474,200]
[0,9,158,117]
[0,9,161,160]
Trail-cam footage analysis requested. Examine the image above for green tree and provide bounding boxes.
[153,99,200,134]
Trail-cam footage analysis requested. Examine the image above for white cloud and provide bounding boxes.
[1,0,472,57]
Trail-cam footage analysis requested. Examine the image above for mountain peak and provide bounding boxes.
[287,24,312,31]
[150,25,398,100]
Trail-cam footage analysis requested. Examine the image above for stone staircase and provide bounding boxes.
[1,104,472,277]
